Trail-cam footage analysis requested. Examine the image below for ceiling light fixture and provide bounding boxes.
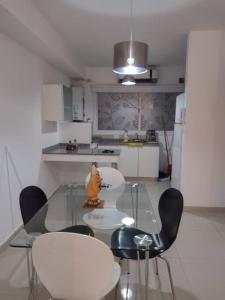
[121,75,136,86]
[113,0,148,75]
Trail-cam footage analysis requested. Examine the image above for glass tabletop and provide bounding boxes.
[10,182,159,249]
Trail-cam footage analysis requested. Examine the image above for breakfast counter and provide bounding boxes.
[42,143,120,166]
[42,139,159,178]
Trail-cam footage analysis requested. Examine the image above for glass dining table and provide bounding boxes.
[10,182,160,299]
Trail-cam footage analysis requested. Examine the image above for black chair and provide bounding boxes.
[111,188,183,300]
[19,186,94,236]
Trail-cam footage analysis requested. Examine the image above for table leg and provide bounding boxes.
[111,162,118,169]
[130,183,139,227]
[26,248,31,288]
[137,247,142,300]
[135,185,139,227]
[145,248,150,300]
[134,234,152,300]
[154,257,159,276]
[28,255,35,300]
[131,189,135,221]
[70,187,74,226]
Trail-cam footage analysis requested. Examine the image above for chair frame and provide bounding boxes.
[111,188,183,300]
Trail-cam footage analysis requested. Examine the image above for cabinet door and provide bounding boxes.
[138,147,159,178]
[119,147,138,177]
[72,87,84,120]
[63,86,72,121]
[97,146,119,168]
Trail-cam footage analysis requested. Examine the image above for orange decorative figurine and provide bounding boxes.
[84,164,104,208]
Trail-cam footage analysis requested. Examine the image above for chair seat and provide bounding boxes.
[60,225,94,236]
[111,227,168,260]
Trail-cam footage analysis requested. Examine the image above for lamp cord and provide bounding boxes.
[129,0,134,61]
[130,0,133,43]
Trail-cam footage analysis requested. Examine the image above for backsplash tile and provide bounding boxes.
[97,92,178,131]
[98,92,139,130]
[141,92,178,130]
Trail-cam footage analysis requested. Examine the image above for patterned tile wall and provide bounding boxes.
[97,92,179,131]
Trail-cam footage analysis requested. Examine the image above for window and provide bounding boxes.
[97,92,178,131]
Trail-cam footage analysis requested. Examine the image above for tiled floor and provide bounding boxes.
[1,181,225,300]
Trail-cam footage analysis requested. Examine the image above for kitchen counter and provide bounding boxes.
[42,143,120,166]
[92,137,159,147]
[42,143,121,156]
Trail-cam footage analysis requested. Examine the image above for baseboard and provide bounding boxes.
[184,206,225,213]
[0,224,22,254]
[125,177,157,181]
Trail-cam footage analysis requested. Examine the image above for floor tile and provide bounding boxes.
[179,212,217,232]
[176,227,225,261]
[181,258,225,300]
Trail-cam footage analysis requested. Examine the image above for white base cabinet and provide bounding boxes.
[118,146,138,177]
[138,147,159,177]
[98,145,159,178]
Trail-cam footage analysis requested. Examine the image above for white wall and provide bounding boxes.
[182,30,225,207]
[0,32,69,245]
[0,0,84,77]
[85,65,185,85]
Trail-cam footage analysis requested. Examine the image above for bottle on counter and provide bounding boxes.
[66,140,77,151]
[73,139,78,149]
[123,129,129,143]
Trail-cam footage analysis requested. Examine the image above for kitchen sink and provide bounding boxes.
[126,140,144,147]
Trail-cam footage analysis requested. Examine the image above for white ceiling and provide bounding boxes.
[33,0,225,67]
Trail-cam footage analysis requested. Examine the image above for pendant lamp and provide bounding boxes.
[121,75,136,85]
[113,0,148,75]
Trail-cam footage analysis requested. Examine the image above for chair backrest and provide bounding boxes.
[32,232,115,300]
[159,188,183,243]
[19,186,48,233]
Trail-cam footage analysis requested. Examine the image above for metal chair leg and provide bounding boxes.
[115,279,120,300]
[159,255,176,300]
[26,248,31,287]
[126,259,130,275]
[144,249,150,300]
[154,257,159,276]
[28,264,35,300]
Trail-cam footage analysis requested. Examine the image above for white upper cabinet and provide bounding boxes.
[72,87,85,121]
[43,84,72,121]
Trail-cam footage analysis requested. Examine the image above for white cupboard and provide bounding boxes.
[72,87,84,121]
[119,146,139,177]
[98,145,159,178]
[138,146,159,177]
[43,84,72,121]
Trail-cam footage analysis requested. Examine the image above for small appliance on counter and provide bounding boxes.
[66,139,77,151]
[102,149,114,154]
[146,129,157,142]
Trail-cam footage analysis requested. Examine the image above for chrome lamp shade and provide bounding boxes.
[113,41,148,75]
[122,75,136,86]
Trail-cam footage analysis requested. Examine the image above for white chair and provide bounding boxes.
[84,167,127,229]
[32,232,120,300]
[85,166,125,190]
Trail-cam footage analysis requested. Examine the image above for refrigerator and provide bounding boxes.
[171,93,186,190]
